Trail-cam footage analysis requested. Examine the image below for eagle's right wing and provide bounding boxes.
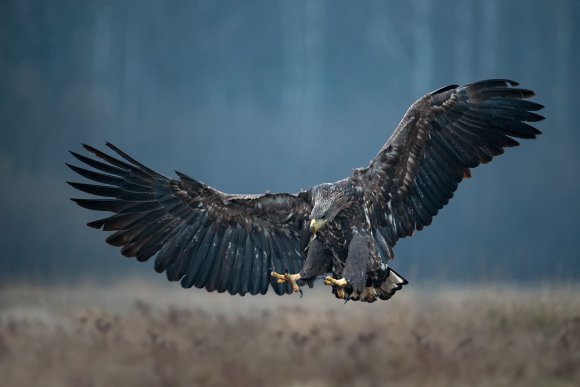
[353,80,543,259]
[68,143,312,296]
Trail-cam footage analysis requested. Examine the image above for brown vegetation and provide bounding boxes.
[0,282,579,387]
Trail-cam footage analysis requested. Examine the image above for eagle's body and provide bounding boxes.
[68,79,543,302]
[303,180,405,302]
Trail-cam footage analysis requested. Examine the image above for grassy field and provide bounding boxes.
[0,281,579,387]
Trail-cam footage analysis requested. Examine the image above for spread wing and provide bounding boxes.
[67,143,312,295]
[353,79,543,259]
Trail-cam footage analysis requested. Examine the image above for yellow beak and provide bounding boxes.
[309,218,327,234]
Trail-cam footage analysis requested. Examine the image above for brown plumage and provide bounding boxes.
[68,79,543,302]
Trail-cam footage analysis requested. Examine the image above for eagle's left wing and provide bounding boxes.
[352,79,543,260]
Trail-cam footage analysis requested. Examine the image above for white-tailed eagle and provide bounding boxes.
[68,79,543,302]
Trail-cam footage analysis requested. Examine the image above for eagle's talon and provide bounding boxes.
[324,276,350,300]
[271,271,302,294]
[324,276,348,288]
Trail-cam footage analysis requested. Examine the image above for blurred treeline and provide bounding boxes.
[0,0,578,284]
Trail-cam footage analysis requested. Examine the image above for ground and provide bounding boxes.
[0,280,579,387]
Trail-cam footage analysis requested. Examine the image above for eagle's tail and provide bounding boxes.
[347,266,408,302]
[376,267,408,301]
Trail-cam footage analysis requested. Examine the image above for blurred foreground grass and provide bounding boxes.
[0,281,579,387]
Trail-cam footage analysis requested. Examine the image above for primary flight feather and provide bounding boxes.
[68,79,543,302]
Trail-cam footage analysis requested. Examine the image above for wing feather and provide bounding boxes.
[355,79,543,252]
[68,143,312,295]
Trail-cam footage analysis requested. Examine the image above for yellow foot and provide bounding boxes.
[323,276,349,300]
[323,276,348,287]
[271,271,302,294]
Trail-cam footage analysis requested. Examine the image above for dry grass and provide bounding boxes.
[0,281,579,387]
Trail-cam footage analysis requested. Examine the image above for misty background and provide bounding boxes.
[1,0,578,287]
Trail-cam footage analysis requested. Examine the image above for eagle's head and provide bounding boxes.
[309,181,352,234]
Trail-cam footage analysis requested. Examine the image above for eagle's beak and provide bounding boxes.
[309,218,327,234]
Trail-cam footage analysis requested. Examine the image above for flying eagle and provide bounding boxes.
[68,79,543,303]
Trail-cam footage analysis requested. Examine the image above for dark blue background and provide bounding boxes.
[1,0,578,285]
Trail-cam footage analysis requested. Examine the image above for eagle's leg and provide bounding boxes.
[271,239,334,296]
[271,271,302,295]
[324,233,369,300]
[299,238,334,281]
[323,276,349,299]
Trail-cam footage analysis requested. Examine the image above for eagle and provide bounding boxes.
[68,79,543,303]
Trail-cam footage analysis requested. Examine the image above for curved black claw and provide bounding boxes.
[343,292,350,304]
